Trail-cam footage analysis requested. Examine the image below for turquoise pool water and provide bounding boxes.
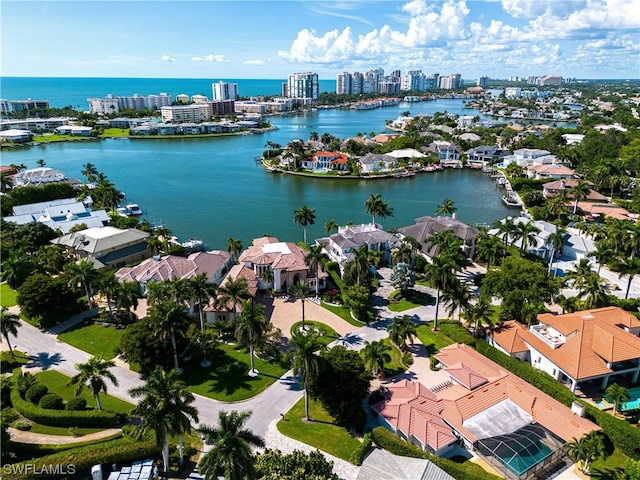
[498,442,553,476]
[596,386,640,411]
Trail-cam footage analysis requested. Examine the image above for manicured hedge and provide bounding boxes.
[371,427,502,480]
[6,435,159,480]
[10,432,122,458]
[439,322,476,346]
[25,384,48,404]
[475,341,640,460]
[65,398,87,411]
[10,370,121,427]
[350,431,372,466]
[38,393,64,410]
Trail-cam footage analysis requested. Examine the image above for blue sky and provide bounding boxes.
[2,0,639,80]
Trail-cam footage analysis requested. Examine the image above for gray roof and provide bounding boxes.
[51,226,149,254]
[330,225,398,250]
[357,448,455,480]
[398,216,478,247]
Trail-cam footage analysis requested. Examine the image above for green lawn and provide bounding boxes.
[28,423,108,436]
[321,301,365,327]
[290,321,340,348]
[0,350,30,373]
[57,323,127,359]
[33,134,95,143]
[102,128,130,137]
[180,343,288,402]
[360,338,407,377]
[1,283,18,307]
[387,289,435,312]
[35,370,134,414]
[415,324,456,356]
[591,449,630,478]
[277,397,362,462]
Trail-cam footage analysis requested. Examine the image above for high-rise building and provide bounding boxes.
[212,81,239,101]
[401,71,425,91]
[539,75,563,86]
[438,73,462,90]
[287,72,319,100]
[477,76,489,88]
[10,99,49,114]
[336,72,352,95]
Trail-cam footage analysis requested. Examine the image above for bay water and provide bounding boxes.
[1,78,512,249]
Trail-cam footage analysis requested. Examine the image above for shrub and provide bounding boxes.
[13,419,32,431]
[25,383,48,404]
[430,356,439,371]
[402,351,414,366]
[440,322,476,346]
[39,393,65,410]
[350,431,373,465]
[65,398,87,411]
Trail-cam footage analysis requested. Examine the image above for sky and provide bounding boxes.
[2,0,639,80]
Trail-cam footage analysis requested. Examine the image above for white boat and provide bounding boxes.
[502,195,522,208]
[181,238,204,252]
[126,204,143,215]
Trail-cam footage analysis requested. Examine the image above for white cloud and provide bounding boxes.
[243,59,266,65]
[191,54,226,62]
[161,54,175,63]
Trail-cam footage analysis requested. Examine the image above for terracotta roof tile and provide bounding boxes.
[487,321,529,353]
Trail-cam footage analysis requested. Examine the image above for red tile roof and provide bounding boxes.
[487,321,530,353]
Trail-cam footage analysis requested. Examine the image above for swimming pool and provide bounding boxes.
[596,386,640,411]
[497,442,553,476]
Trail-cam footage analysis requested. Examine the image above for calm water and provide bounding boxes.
[2,77,512,248]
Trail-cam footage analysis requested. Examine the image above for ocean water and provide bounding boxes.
[0,77,337,109]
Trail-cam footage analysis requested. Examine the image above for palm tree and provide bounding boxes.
[259,268,274,295]
[565,431,605,474]
[386,315,417,352]
[571,179,591,214]
[198,410,264,480]
[234,300,268,375]
[304,245,327,296]
[289,330,323,421]
[392,242,413,265]
[579,272,611,309]
[547,225,567,275]
[146,280,171,306]
[515,221,541,254]
[1,254,34,289]
[441,281,471,324]
[149,301,192,371]
[425,254,458,331]
[343,245,371,286]
[591,240,615,275]
[0,307,21,356]
[288,280,311,329]
[81,162,98,184]
[474,232,505,270]
[96,271,119,319]
[464,299,494,336]
[226,237,243,260]
[362,340,392,377]
[130,369,199,472]
[36,159,46,168]
[65,258,100,310]
[605,383,630,416]
[189,273,217,331]
[293,204,316,244]
[565,258,593,292]
[0,173,13,193]
[364,193,394,225]
[219,276,251,318]
[435,198,457,217]
[613,257,640,300]
[324,219,338,234]
[425,229,458,257]
[115,279,142,321]
[69,356,118,410]
[493,216,518,248]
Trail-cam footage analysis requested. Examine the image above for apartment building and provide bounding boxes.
[212,81,239,101]
[160,104,210,123]
[9,99,49,114]
[438,73,463,90]
[87,93,172,114]
[287,72,319,100]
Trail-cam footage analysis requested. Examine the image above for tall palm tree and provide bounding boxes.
[493,216,518,248]
[580,272,611,309]
[146,280,171,306]
[0,173,13,193]
[219,276,251,318]
[68,356,118,410]
[425,229,458,257]
[464,299,494,336]
[304,245,327,296]
[96,271,119,319]
[571,179,591,214]
[362,340,392,377]
[116,279,142,321]
[612,257,640,300]
[130,369,199,472]
[623,224,640,259]
[386,315,417,352]
[605,383,630,416]
[364,193,394,225]
[343,245,370,286]
[565,431,605,474]
[442,281,471,324]
[565,259,593,292]
[288,280,311,329]
[474,232,505,270]
[425,254,458,331]
[0,307,21,356]
[189,273,217,331]
[226,237,243,261]
[591,240,615,275]
[81,162,98,184]
[64,258,100,310]
[392,242,413,265]
[435,198,457,217]
[324,219,338,234]
[293,204,316,244]
[289,330,323,421]
[547,225,567,275]
[259,268,274,295]
[515,221,541,254]
[198,410,265,480]
[149,301,192,371]
[233,300,268,375]
[1,254,34,289]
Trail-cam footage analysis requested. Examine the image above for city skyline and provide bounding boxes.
[1,0,639,80]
